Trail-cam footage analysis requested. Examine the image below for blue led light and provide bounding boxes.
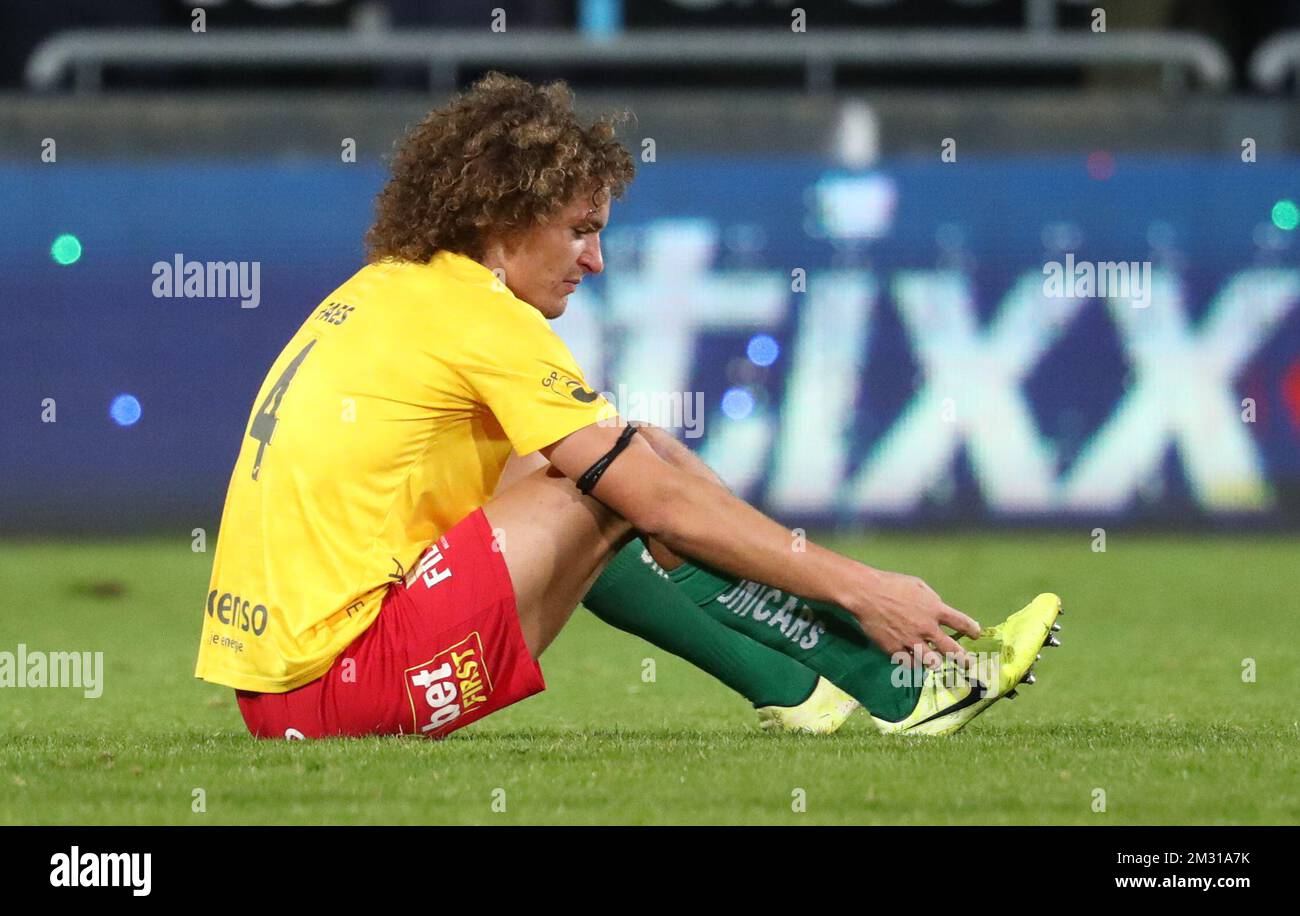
[746,333,780,367]
[721,387,754,420]
[110,394,142,426]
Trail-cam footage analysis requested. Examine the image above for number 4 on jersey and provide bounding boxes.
[249,339,317,480]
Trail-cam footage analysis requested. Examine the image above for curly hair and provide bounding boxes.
[365,72,636,264]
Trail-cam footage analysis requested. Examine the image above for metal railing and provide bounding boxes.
[25,28,1234,94]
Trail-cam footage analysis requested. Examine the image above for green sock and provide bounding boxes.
[582,540,819,709]
[664,559,922,722]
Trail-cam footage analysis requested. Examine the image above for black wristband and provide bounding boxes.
[576,424,639,496]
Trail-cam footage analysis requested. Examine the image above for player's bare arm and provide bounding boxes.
[540,422,981,662]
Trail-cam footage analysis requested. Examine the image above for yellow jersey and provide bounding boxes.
[195,251,616,692]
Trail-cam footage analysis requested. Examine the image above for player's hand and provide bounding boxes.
[844,568,981,668]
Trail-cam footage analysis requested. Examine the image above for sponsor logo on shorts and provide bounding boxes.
[404,538,453,591]
[405,632,494,737]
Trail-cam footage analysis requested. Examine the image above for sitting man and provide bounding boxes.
[195,72,1060,740]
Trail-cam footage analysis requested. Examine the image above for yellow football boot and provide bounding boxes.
[872,592,1062,737]
[756,676,861,735]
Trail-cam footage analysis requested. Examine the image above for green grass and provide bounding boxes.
[1,534,1297,825]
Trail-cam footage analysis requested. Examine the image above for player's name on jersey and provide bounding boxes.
[150,253,260,309]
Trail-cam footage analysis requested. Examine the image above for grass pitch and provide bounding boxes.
[1,533,1297,825]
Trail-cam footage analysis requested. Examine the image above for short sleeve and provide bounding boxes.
[456,304,618,455]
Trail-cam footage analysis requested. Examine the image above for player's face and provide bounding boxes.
[484,190,609,319]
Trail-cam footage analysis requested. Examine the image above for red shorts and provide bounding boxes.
[236,508,545,740]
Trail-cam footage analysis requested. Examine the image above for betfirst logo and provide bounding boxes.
[405,633,493,736]
[404,538,453,591]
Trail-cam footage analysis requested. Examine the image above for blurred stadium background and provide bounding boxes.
[3,0,1300,826]
[4,0,1300,534]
